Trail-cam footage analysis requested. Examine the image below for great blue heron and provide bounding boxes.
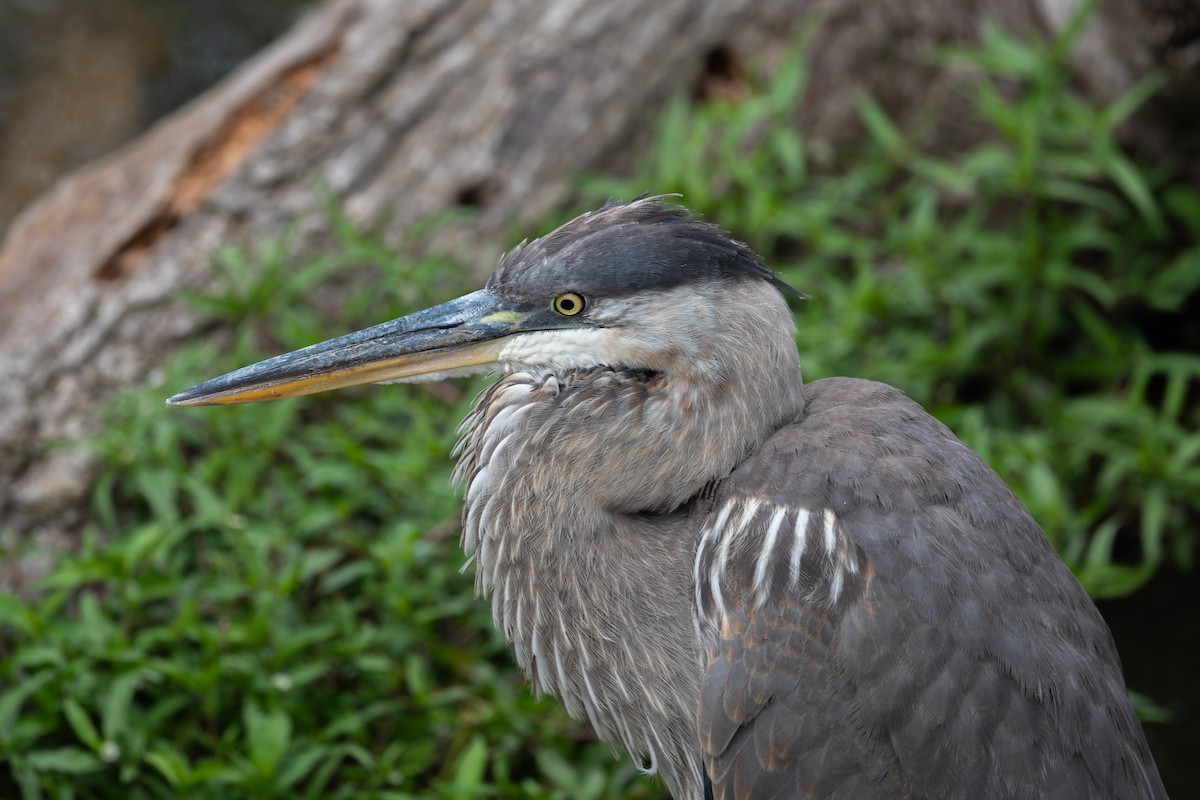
[170,197,1166,799]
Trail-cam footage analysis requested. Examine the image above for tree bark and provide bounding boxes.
[0,0,1189,588]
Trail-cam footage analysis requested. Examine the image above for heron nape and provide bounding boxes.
[170,197,1166,799]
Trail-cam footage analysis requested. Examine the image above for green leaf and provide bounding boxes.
[1102,150,1164,235]
[62,698,101,749]
[318,560,376,595]
[26,747,105,774]
[1145,249,1200,312]
[275,746,329,792]
[102,672,141,741]
[244,701,292,777]
[981,21,1048,77]
[1039,179,1123,215]
[1139,486,1168,565]
[447,735,488,797]
[856,94,905,157]
[1128,690,1173,724]
[12,763,42,800]
[134,471,181,526]
[0,594,35,636]
[1101,73,1165,129]
[0,671,55,745]
[144,748,189,788]
[533,747,578,788]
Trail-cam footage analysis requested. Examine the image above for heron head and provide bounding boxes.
[167,197,802,407]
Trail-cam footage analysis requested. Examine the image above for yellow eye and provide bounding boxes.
[553,292,586,316]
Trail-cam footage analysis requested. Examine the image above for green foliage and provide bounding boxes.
[0,211,661,798]
[588,14,1200,599]
[2,9,1198,798]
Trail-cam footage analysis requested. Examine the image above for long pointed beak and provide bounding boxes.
[167,290,532,407]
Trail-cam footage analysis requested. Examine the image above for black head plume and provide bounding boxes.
[488,196,803,301]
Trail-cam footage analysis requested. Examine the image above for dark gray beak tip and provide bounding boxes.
[165,391,197,407]
[164,386,213,407]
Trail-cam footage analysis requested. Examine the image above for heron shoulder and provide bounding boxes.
[734,376,1035,544]
[703,375,1083,621]
[693,377,992,619]
[695,376,1165,800]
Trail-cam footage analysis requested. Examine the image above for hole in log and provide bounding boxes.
[456,182,492,209]
[695,45,748,103]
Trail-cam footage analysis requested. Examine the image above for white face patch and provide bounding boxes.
[494,328,626,372]
[375,328,626,385]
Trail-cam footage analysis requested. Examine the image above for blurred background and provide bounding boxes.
[0,0,312,239]
[0,0,1196,798]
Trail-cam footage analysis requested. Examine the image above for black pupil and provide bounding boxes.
[560,296,577,312]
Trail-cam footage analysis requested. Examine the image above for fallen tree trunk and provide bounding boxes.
[0,0,1190,587]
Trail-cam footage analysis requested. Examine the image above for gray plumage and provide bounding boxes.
[170,197,1167,800]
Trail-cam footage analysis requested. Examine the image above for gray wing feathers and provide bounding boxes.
[696,377,1166,800]
[700,599,908,799]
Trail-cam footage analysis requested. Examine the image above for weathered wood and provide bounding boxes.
[0,0,1187,588]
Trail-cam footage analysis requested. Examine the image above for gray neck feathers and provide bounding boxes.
[453,281,803,799]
